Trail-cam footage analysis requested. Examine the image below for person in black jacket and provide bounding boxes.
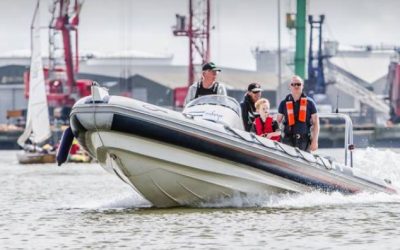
[240,83,262,131]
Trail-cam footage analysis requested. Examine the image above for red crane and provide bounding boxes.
[24,0,91,108]
[172,0,211,107]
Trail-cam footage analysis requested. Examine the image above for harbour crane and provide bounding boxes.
[172,0,211,107]
[24,0,92,109]
[305,15,326,95]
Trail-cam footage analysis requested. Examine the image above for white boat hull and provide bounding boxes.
[89,131,309,207]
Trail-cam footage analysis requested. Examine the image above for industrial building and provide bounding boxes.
[0,50,279,125]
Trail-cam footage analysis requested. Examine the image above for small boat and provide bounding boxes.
[18,153,55,164]
[60,83,397,207]
[17,145,56,164]
[17,2,55,165]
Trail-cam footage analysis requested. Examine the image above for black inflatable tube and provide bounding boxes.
[56,127,74,166]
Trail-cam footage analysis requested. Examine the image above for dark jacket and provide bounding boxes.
[240,94,257,132]
[184,81,227,106]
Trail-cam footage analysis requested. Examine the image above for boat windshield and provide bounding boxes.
[185,95,241,116]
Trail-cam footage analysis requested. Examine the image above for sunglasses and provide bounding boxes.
[291,83,302,87]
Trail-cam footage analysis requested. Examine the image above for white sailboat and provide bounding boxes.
[17,1,55,164]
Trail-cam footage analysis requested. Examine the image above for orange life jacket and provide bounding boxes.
[285,97,307,126]
[254,116,280,141]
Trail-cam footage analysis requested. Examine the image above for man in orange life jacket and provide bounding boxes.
[276,75,320,152]
[184,62,228,106]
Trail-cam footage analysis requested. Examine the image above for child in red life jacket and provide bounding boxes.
[251,98,281,141]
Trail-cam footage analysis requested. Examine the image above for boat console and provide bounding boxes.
[183,95,244,130]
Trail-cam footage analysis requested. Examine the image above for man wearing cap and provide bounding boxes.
[184,62,228,105]
[276,75,319,152]
[240,83,262,131]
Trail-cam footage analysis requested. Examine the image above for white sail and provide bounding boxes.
[17,1,51,147]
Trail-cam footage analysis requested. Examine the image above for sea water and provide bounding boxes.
[1,148,400,249]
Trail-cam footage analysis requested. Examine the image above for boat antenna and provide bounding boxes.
[335,94,339,113]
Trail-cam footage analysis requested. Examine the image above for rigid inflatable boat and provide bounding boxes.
[61,83,397,207]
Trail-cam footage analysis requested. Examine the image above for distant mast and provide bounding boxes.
[17,0,51,147]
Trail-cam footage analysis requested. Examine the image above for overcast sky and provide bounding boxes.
[0,0,399,70]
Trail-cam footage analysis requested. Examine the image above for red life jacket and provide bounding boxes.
[285,97,307,126]
[254,116,280,141]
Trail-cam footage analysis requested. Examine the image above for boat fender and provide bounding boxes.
[56,127,74,166]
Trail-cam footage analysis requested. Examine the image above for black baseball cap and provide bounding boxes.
[248,83,262,92]
[202,62,221,72]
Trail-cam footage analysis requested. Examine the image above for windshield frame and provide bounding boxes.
[185,95,241,116]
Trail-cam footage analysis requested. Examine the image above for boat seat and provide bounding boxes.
[318,154,336,163]
[295,148,318,163]
[224,126,254,143]
[253,135,276,149]
[315,155,333,170]
[274,142,299,157]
